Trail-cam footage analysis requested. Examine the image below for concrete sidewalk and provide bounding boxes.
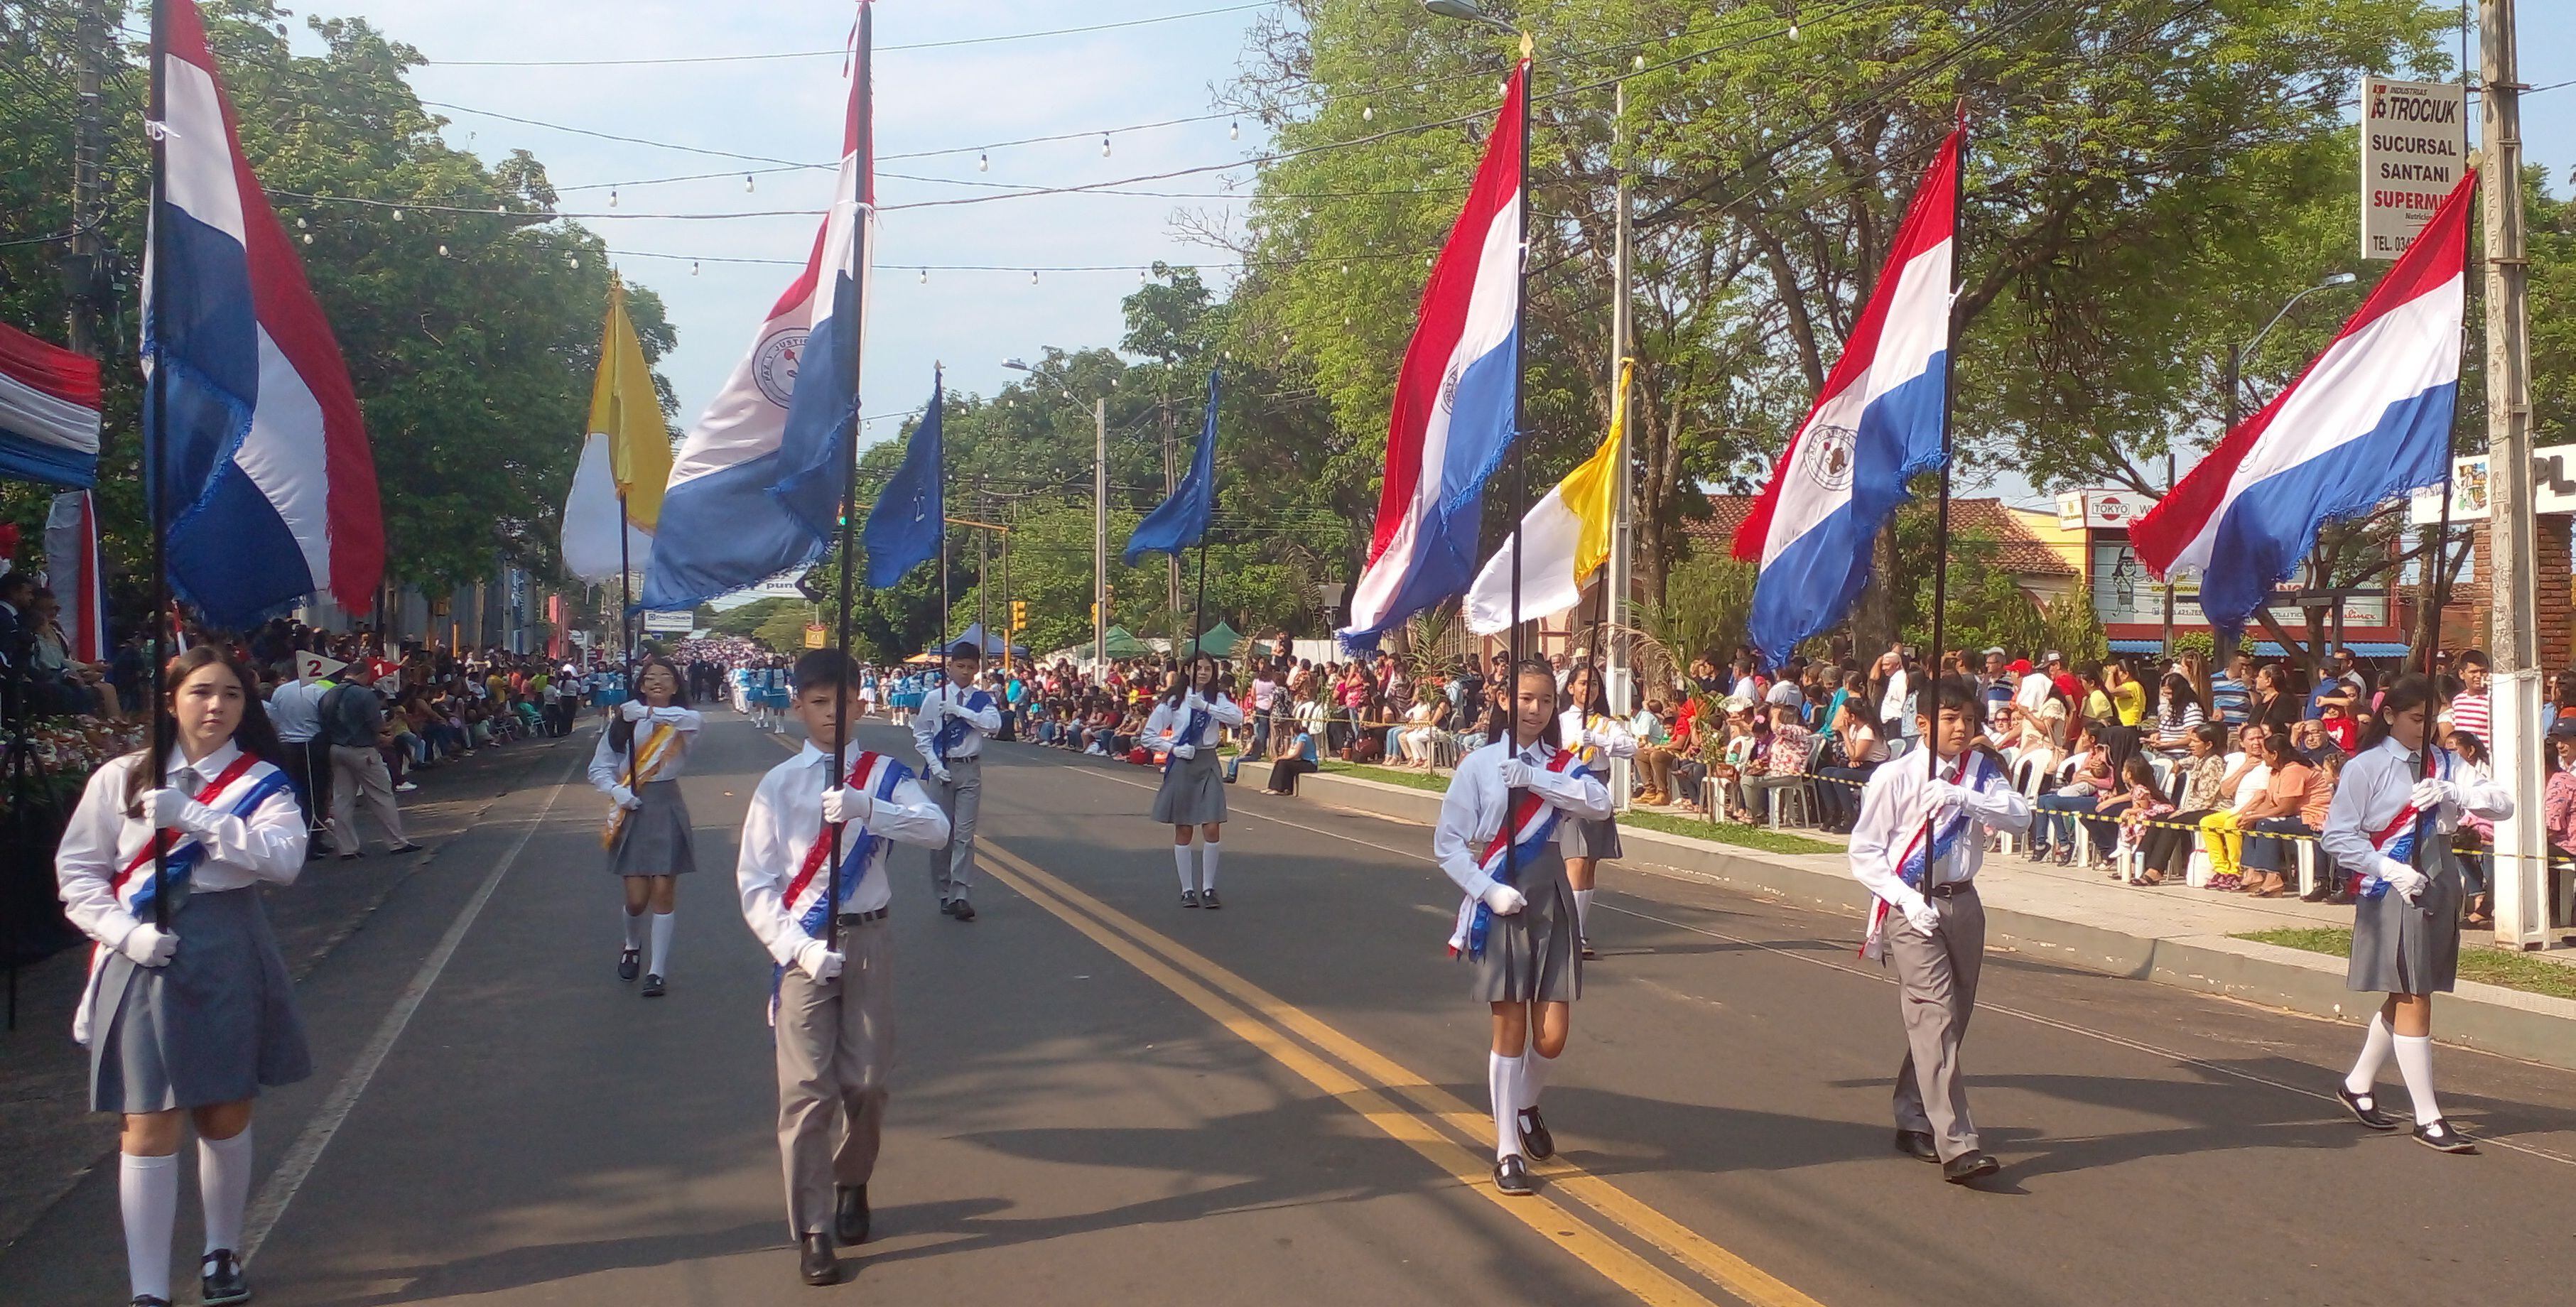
[1236,758,2576,1073]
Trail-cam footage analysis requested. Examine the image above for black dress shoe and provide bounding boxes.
[798,1232,838,1286]
[200,1248,251,1305]
[1181,889,1200,909]
[2337,1084,2401,1132]
[1517,1107,1554,1161]
[1201,889,1221,910]
[949,899,975,922]
[641,974,666,998]
[834,1183,870,1244]
[1942,1150,2001,1184]
[1893,1129,1941,1162]
[617,948,640,982]
[2413,1117,2478,1154]
[1581,937,1598,960]
[131,1297,173,1307]
[388,842,424,855]
[1493,1154,1535,1196]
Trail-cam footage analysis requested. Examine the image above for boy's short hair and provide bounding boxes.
[946,640,984,661]
[794,649,860,693]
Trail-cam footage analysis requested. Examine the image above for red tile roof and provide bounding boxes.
[1682,497,2077,577]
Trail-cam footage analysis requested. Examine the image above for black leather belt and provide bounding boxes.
[1926,881,1976,899]
[835,908,889,924]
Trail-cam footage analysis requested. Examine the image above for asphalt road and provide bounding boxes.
[6,711,2573,1306]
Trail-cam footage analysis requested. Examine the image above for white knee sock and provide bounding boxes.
[198,1127,252,1255]
[2393,1034,2443,1125]
[1201,840,1221,891]
[2344,1011,2393,1095]
[121,1152,177,1304]
[1489,1051,1525,1161]
[622,907,646,953]
[1573,888,1593,939]
[648,911,675,977]
[1174,843,1196,892]
[1520,1049,1553,1114]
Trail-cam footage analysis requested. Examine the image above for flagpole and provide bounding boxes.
[1507,40,1533,883]
[618,487,640,802]
[1917,114,1966,861]
[827,0,873,958]
[146,0,171,929]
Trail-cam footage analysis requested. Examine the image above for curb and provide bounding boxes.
[1243,759,2576,1073]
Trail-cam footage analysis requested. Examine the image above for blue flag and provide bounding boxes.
[862,372,943,589]
[1124,368,1218,565]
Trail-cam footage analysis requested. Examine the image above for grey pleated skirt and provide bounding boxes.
[2347,854,2463,994]
[91,888,311,1113]
[607,779,699,877]
[1152,749,1228,826]
[1470,846,1581,1004]
[1559,815,1623,860]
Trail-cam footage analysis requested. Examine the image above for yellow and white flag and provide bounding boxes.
[1466,360,1628,634]
[563,278,671,583]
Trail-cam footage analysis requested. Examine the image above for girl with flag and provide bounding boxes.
[1149,653,1244,909]
[2322,675,2510,1154]
[1555,663,1635,959]
[56,646,310,1307]
[1433,660,1611,1197]
[589,654,703,998]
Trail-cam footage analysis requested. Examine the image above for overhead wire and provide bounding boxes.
[421,2,1282,67]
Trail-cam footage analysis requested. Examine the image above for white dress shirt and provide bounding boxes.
[1146,691,1245,752]
[1557,709,1638,765]
[1848,747,2032,912]
[266,678,330,744]
[2320,736,2512,884]
[736,743,951,965]
[588,705,703,792]
[1432,738,1612,899]
[911,680,1002,763]
[56,741,306,954]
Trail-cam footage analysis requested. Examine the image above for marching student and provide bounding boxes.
[57,647,310,1307]
[1433,659,1611,1196]
[2323,673,2511,1153]
[737,649,951,1286]
[1148,653,1245,908]
[589,655,702,998]
[1849,677,2031,1185]
[911,640,1002,921]
[1557,663,1635,958]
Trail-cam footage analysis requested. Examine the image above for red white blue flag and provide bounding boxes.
[0,322,101,488]
[44,491,107,662]
[1340,63,1527,649]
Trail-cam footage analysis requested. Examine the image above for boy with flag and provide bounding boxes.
[910,640,1001,921]
[735,649,950,1286]
[1432,659,1611,1196]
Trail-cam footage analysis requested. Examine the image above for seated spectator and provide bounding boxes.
[2236,732,2327,897]
[2151,673,2204,752]
[1264,720,1321,794]
[2030,725,2115,866]
[1814,699,1887,834]
[2097,755,2174,875]
[2139,723,2229,883]
[1738,705,1814,823]
[2198,725,2276,891]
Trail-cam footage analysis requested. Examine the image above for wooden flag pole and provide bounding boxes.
[145,0,173,929]
[826,0,874,956]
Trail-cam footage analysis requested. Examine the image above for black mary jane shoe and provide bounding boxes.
[1893,1129,1941,1162]
[641,974,666,998]
[949,899,975,922]
[131,1297,173,1307]
[617,948,641,982]
[1581,937,1598,960]
[1942,1150,2001,1184]
[1517,1107,1555,1161]
[798,1232,838,1286]
[2337,1085,2401,1132]
[2413,1117,2478,1154]
[1181,889,1200,909]
[1493,1154,1535,1196]
[1201,889,1222,910]
[835,1183,871,1244]
[200,1248,250,1306]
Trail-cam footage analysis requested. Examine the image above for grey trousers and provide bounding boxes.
[774,917,892,1237]
[328,744,406,855]
[1888,884,1985,1161]
[926,754,982,903]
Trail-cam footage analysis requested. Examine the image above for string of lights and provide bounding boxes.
[421,3,1283,67]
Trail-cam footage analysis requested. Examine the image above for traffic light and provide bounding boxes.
[1012,600,1027,629]
[1091,602,1100,622]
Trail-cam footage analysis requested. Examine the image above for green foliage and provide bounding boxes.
[2171,630,2218,663]
[2038,592,2110,671]
[1893,501,2044,658]
[1638,551,1755,671]
[709,597,802,639]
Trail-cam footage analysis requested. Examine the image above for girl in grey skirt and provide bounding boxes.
[1556,665,1635,960]
[2320,674,2511,1154]
[57,646,311,1307]
[1149,654,1244,908]
[1432,661,1611,1197]
[590,655,703,997]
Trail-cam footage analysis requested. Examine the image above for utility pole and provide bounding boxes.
[1606,77,1635,810]
[63,0,106,356]
[1093,396,1108,678]
[2477,0,2550,948]
[975,488,990,663]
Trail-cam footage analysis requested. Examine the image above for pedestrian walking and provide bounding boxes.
[1149,654,1243,909]
[1557,664,1635,959]
[319,663,419,859]
[1848,678,2031,1185]
[2324,674,2511,1154]
[1433,660,1611,1196]
[55,647,311,1307]
[590,655,702,998]
[911,641,1001,921]
[736,649,951,1286]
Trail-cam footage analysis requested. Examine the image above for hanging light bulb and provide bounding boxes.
[437,243,449,257]
[608,188,618,208]
[567,255,580,269]
[744,174,755,192]
[978,150,989,172]
[1030,270,1039,285]
[1633,53,1646,71]
[295,215,308,229]
[1788,23,1800,39]
[391,207,403,221]
[919,267,927,283]
[1138,268,1147,283]
[301,232,313,244]
[693,261,701,276]
[1361,104,1373,122]
[1340,262,1348,274]
[1100,134,1112,157]
[1229,121,1240,141]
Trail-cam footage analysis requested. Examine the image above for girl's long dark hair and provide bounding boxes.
[610,654,691,754]
[124,646,285,817]
[1564,664,1607,719]
[2359,673,2437,754]
[1512,659,1564,750]
[1162,654,1222,709]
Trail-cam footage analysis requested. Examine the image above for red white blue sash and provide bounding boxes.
[781,749,912,939]
[1453,746,1585,961]
[1861,750,1998,959]
[2359,749,2451,901]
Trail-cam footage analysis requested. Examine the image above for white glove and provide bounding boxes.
[2409,778,2456,813]
[620,700,651,722]
[1181,690,1206,710]
[1900,896,1942,937]
[1479,882,1527,916]
[119,921,178,967]
[1169,742,1198,761]
[794,939,844,982]
[1925,779,1973,810]
[821,786,871,826]
[1497,759,1535,790]
[607,785,642,810]
[143,786,193,830]
[2379,860,2429,904]
[926,764,952,784]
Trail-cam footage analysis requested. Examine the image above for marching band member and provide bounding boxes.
[58,647,310,1307]
[911,641,1002,921]
[1849,678,2030,1185]
[737,649,951,1286]
[1148,654,1244,908]
[1434,660,1611,1196]
[590,655,702,998]
[1557,663,1635,958]
[2323,674,2510,1153]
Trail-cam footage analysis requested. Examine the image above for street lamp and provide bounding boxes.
[1422,0,1519,35]
[1003,357,1110,678]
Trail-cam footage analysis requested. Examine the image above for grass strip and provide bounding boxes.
[2234,927,2576,1002]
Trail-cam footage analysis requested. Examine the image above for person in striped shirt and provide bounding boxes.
[2445,649,2490,748]
[2208,654,2253,727]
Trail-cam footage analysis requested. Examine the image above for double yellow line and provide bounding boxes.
[977,835,1828,1307]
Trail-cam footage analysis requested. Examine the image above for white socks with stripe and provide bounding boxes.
[2393,1034,2443,1125]
[649,911,675,977]
[198,1127,252,1257]
[2344,1011,2393,1095]
[1201,841,1221,891]
[1174,844,1196,892]
[121,1152,177,1304]
[1573,889,1593,939]
[622,907,645,954]
[1489,1052,1525,1161]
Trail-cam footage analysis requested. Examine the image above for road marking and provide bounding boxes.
[978,837,1829,1307]
[241,745,587,1262]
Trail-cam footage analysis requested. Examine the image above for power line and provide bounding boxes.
[421,3,1280,67]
